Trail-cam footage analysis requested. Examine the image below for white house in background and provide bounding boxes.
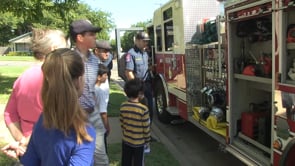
[9,32,32,52]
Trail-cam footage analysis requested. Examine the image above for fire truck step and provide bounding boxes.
[166,106,179,116]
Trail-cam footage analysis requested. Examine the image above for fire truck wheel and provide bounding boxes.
[279,138,295,166]
[155,80,172,124]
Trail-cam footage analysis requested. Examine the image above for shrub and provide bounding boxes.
[6,52,32,56]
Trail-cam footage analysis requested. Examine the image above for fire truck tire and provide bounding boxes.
[279,138,295,166]
[155,80,172,124]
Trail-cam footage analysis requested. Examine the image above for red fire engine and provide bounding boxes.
[144,0,295,165]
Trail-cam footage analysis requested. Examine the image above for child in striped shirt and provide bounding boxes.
[120,78,151,166]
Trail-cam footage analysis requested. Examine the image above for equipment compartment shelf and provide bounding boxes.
[234,74,272,84]
[287,43,295,50]
[285,80,295,85]
[188,116,226,145]
[238,132,271,154]
[231,136,270,165]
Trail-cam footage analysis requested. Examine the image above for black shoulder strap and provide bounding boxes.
[131,54,136,72]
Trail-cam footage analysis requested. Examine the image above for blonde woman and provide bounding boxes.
[2,29,67,159]
[20,48,96,165]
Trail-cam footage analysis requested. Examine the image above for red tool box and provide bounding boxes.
[241,111,269,139]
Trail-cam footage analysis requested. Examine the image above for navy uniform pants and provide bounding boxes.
[143,81,153,123]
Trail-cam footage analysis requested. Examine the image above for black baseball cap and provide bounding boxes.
[95,40,112,50]
[135,32,150,40]
[70,19,102,38]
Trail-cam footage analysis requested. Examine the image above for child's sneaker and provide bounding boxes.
[144,144,151,154]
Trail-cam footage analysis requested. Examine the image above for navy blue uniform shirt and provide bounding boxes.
[125,46,149,80]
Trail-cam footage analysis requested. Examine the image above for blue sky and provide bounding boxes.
[81,0,169,38]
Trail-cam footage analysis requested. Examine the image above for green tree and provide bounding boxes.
[0,0,79,24]
[0,12,22,46]
[0,1,79,37]
[0,2,115,46]
[70,4,114,40]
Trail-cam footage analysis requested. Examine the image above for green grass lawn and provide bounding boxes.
[0,55,35,103]
[108,142,180,166]
[108,81,126,117]
[0,57,180,166]
[0,141,180,166]
[0,56,34,61]
[0,142,18,165]
[0,66,30,104]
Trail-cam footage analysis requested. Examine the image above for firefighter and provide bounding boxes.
[125,32,155,140]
